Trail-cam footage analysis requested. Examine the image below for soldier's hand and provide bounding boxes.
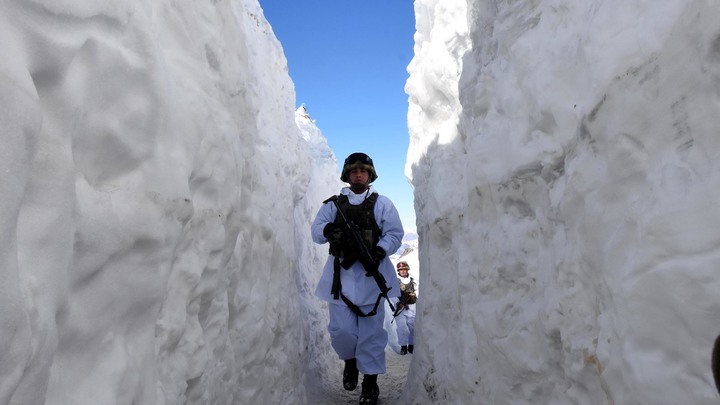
[371,246,386,263]
[323,223,343,242]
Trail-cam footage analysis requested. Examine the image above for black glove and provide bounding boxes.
[323,223,343,242]
[371,246,386,263]
[363,246,386,277]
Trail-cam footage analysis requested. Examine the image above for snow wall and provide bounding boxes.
[6,0,720,404]
[0,0,339,404]
[405,0,720,404]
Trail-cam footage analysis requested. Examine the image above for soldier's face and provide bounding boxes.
[398,269,408,277]
[349,168,370,192]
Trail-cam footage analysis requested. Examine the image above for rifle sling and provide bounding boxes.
[330,255,387,317]
[331,255,341,300]
[340,291,384,318]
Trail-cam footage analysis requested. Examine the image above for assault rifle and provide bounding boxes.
[323,195,396,316]
[390,301,406,324]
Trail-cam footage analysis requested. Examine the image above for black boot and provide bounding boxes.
[359,375,379,405]
[408,344,414,354]
[343,359,358,391]
[400,345,407,355]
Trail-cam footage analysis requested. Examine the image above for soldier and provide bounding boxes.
[311,152,404,405]
[394,261,416,355]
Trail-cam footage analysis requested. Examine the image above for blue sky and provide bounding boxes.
[259,0,417,229]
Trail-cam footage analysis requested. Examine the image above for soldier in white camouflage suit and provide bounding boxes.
[312,153,404,405]
[394,261,416,355]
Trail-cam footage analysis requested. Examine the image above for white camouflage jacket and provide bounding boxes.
[311,186,404,306]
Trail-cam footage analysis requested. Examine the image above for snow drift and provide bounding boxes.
[0,0,338,403]
[405,0,720,404]
[5,0,720,404]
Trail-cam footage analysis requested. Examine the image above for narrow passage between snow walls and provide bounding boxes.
[3,0,720,404]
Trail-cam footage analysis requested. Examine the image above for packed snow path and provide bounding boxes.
[311,347,411,404]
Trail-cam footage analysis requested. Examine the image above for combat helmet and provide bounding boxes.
[340,152,378,183]
[396,261,410,273]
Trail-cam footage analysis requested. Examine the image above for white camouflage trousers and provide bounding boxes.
[328,302,387,375]
[395,305,415,346]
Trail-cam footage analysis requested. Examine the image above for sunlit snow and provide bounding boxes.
[0,1,339,403]
[406,0,720,404]
[2,0,720,404]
